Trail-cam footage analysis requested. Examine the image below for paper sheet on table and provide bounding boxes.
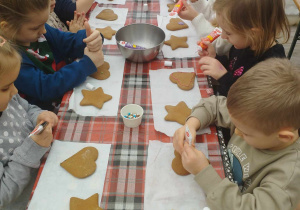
[88,6,128,26]
[158,16,198,37]
[95,0,126,5]
[90,24,123,45]
[68,55,125,116]
[28,141,111,210]
[149,68,211,136]
[144,140,208,210]
[162,34,200,58]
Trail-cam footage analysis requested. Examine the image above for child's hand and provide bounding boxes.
[83,21,103,52]
[84,47,104,68]
[67,11,86,33]
[197,40,216,58]
[178,0,199,21]
[36,111,58,127]
[173,124,197,154]
[181,142,209,175]
[31,123,53,148]
[199,57,227,80]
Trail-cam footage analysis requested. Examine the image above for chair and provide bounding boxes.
[288,0,300,59]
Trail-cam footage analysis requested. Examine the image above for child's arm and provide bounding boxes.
[173,96,234,153]
[16,54,98,102]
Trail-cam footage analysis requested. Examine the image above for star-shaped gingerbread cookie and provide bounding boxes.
[96,26,116,40]
[90,61,110,80]
[80,87,112,109]
[166,18,188,31]
[96,9,118,21]
[164,101,191,125]
[164,35,188,50]
[70,193,103,210]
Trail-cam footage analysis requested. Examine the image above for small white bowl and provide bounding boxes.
[120,104,144,128]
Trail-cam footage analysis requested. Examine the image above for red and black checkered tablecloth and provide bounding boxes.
[29,1,229,209]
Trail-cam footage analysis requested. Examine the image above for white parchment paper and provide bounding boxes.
[28,140,111,210]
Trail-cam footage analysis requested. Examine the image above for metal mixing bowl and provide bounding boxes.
[116,23,165,62]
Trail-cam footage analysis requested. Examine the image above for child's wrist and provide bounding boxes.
[186,117,201,131]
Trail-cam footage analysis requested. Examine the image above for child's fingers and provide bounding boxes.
[84,21,93,37]
[73,11,78,21]
[66,21,70,26]
[181,0,190,8]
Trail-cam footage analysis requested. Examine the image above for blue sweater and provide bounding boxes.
[15,24,98,110]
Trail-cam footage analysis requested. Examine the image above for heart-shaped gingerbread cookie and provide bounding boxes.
[172,150,190,176]
[90,61,110,80]
[60,147,98,178]
[96,9,118,21]
[170,72,196,90]
[166,18,188,31]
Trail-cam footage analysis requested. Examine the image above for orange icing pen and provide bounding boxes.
[197,27,222,52]
[169,0,183,17]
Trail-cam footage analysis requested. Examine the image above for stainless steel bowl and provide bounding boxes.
[116,23,165,62]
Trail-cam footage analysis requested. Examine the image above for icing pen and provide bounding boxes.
[169,0,183,18]
[119,41,146,50]
[197,27,222,52]
[28,121,49,137]
[185,125,192,146]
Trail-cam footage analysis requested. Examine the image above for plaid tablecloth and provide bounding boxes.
[29,1,228,209]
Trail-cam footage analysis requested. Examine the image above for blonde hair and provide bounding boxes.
[227,58,300,135]
[213,0,290,57]
[0,0,49,40]
[0,36,21,77]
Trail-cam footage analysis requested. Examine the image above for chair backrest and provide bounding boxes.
[293,0,300,11]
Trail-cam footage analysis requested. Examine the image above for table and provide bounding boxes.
[29,1,230,209]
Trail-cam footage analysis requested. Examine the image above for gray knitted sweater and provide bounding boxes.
[0,94,49,208]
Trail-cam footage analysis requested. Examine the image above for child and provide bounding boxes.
[198,0,290,96]
[0,0,104,111]
[47,0,86,33]
[55,0,95,27]
[178,0,232,56]
[0,36,58,208]
[173,58,300,210]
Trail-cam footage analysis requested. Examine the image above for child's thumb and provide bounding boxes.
[85,21,92,37]
[182,0,189,7]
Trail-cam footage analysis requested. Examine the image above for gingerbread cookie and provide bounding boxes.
[90,61,110,80]
[172,150,190,176]
[165,101,191,125]
[70,193,103,210]
[170,72,196,90]
[60,147,98,178]
[164,35,188,50]
[167,3,175,12]
[96,26,116,40]
[96,9,118,21]
[166,18,188,31]
[80,87,112,109]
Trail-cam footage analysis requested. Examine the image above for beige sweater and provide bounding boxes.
[190,96,300,210]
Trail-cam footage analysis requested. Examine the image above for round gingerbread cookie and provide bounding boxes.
[171,150,190,176]
[90,61,110,80]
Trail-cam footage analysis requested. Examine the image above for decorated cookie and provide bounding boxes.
[96,26,116,40]
[80,87,112,109]
[90,61,110,80]
[170,72,196,90]
[70,193,103,210]
[165,101,191,125]
[167,3,175,12]
[96,9,118,21]
[164,35,188,50]
[172,150,190,176]
[60,147,98,178]
[166,18,188,31]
